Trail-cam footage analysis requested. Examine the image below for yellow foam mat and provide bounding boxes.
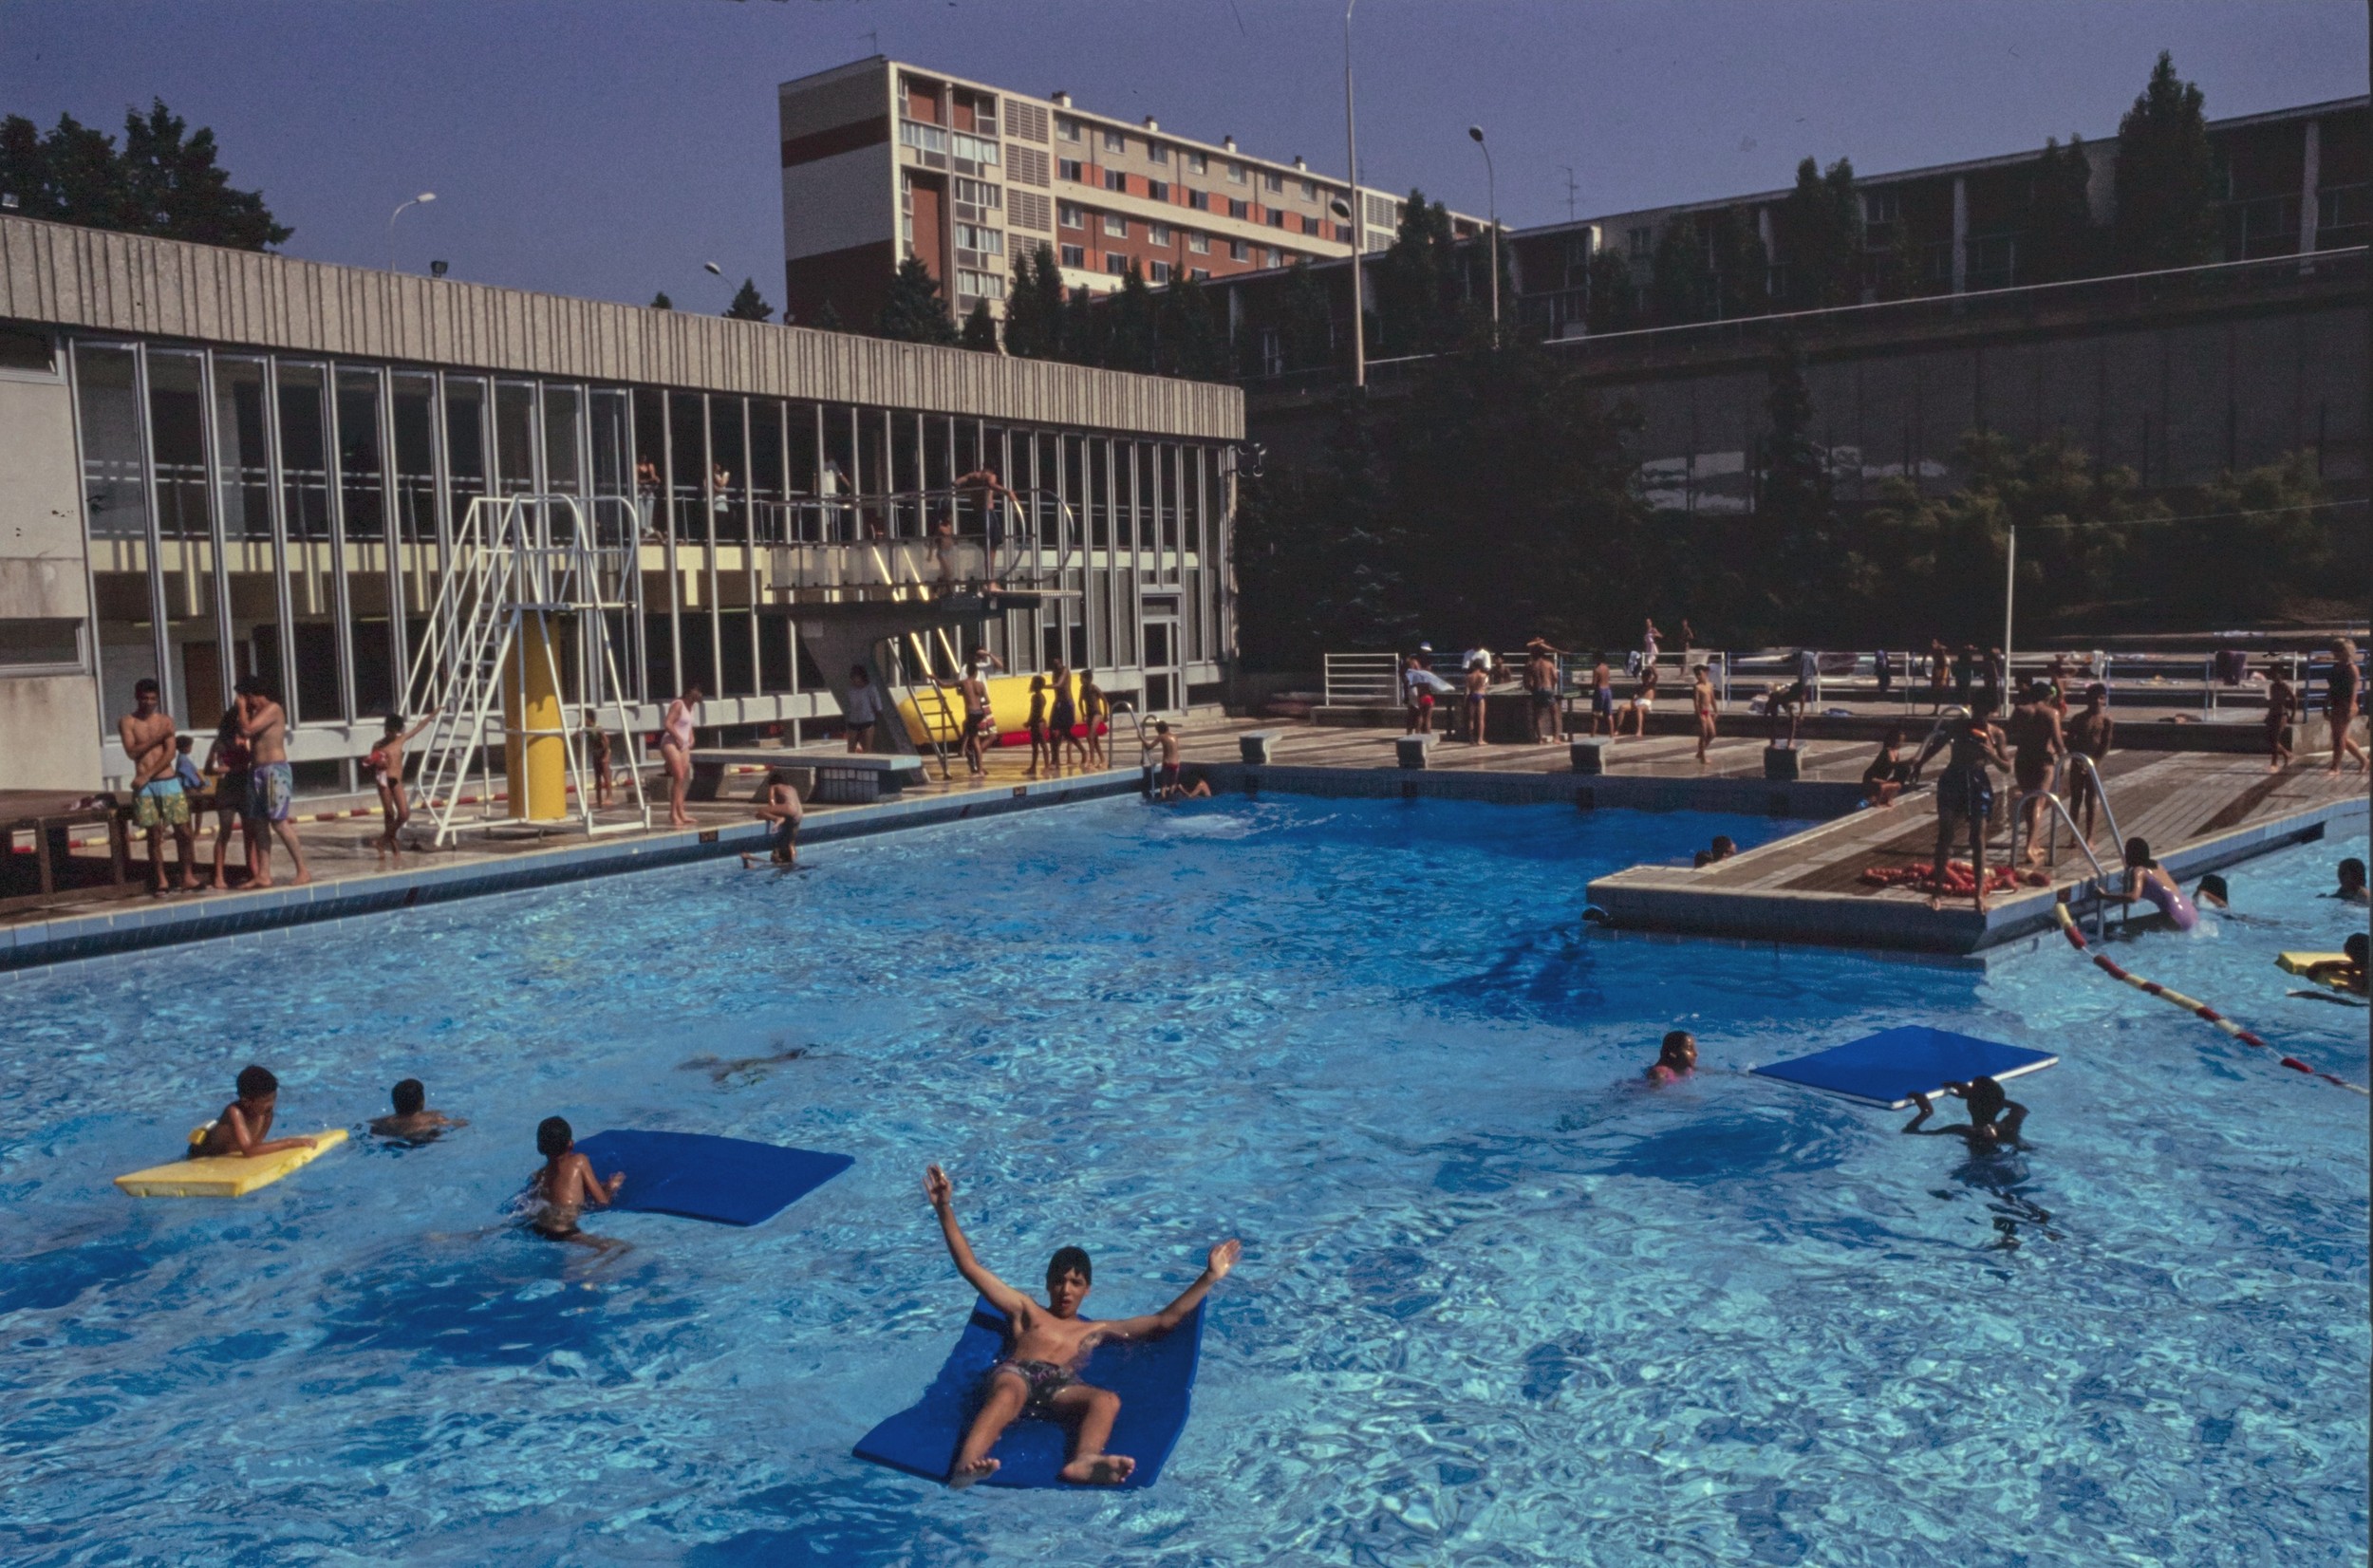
[114,1128,347,1197]
[2278,952,2364,995]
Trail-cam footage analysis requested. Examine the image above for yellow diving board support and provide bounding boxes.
[505,609,569,821]
[115,1128,348,1198]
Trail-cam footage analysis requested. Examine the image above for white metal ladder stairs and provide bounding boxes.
[399,495,652,847]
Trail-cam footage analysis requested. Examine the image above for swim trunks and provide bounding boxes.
[246,761,293,826]
[1050,700,1077,737]
[1936,763,1993,823]
[768,814,797,862]
[990,1357,1077,1416]
[2014,753,2051,793]
[1157,762,1181,791]
[133,776,190,830]
[1593,688,1614,716]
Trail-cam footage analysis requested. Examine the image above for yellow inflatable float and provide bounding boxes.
[2278,952,2365,996]
[896,672,1108,748]
[115,1126,348,1198]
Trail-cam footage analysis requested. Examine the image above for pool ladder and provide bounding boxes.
[2010,753,2127,939]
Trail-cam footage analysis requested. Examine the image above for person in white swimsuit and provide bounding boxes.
[661,683,701,828]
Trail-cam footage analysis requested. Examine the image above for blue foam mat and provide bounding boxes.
[1751,1025,2056,1109]
[570,1130,852,1226]
[852,1297,1204,1489]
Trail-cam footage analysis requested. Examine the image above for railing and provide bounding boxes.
[752,485,1085,598]
[1322,652,1403,707]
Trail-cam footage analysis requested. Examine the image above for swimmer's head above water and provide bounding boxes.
[537,1116,574,1159]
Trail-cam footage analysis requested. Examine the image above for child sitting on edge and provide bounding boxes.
[526,1116,626,1248]
[1645,1031,1696,1085]
[368,1078,464,1142]
[924,1163,1241,1488]
[193,1065,322,1159]
[173,735,206,795]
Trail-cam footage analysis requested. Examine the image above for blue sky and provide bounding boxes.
[2,1,2361,308]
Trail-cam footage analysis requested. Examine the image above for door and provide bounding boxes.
[1141,617,1180,713]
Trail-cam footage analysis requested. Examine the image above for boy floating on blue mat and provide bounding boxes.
[924,1164,1241,1488]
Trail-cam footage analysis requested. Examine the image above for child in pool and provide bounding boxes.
[527,1116,626,1247]
[2303,933,2369,997]
[368,1078,463,1141]
[2119,837,2197,930]
[194,1065,323,1159]
[2329,858,2368,905]
[1645,1031,1696,1084]
[1902,1076,2028,1150]
[924,1163,1240,1488]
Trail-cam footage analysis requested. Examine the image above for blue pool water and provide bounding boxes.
[1,799,2364,1565]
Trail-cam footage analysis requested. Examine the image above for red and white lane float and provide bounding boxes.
[2052,899,2368,1095]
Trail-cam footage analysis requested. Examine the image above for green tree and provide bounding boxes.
[810,298,844,331]
[1779,156,1860,308]
[1001,244,1063,359]
[0,99,290,248]
[723,277,775,321]
[2112,51,2220,271]
[960,298,999,351]
[649,291,673,310]
[878,255,958,345]
[1754,336,1841,632]
[2024,136,2100,284]
[1276,260,1336,372]
[1105,262,1159,373]
[1583,249,1639,333]
[1650,215,1711,326]
[1373,187,1459,355]
[1058,281,1107,367]
[1160,271,1232,382]
[1706,206,1771,319]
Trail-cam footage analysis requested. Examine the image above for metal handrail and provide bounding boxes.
[2010,787,2117,939]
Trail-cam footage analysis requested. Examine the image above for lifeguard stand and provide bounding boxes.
[399,495,652,846]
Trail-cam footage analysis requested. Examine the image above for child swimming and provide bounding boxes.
[368,1078,464,1142]
[1902,1076,2029,1151]
[923,1163,1240,1488]
[1644,1031,1697,1085]
[194,1065,323,1159]
[526,1116,626,1249]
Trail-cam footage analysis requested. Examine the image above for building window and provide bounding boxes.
[1149,141,1169,164]
[1148,179,1169,202]
[1150,222,1172,246]
[900,121,948,156]
[1186,230,1209,253]
[1265,247,1282,267]
[1336,222,1354,243]
[1269,210,1286,229]
[1227,198,1249,220]
[1058,200,1084,228]
[1628,225,1652,259]
[1103,213,1128,237]
[1060,243,1086,268]
[1301,177,1317,199]
[950,131,1000,166]
[1057,158,1084,182]
[1263,171,1283,193]
[1276,250,1293,267]
[1149,260,1173,284]
[1188,266,1211,280]
[1057,115,1080,141]
[954,222,1004,254]
[954,177,1001,209]
[1187,189,1209,212]
[1103,128,1126,154]
[1228,239,1250,261]
[1226,161,1245,184]
[1186,150,1207,175]
[1864,189,1900,227]
[1105,252,1130,275]
[957,268,1007,300]
[1104,168,1128,193]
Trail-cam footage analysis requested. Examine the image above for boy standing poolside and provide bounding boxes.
[369,1078,464,1141]
[235,675,310,887]
[121,677,197,895]
[527,1116,626,1248]
[924,1164,1241,1488]
[367,712,433,852]
[194,1065,322,1159]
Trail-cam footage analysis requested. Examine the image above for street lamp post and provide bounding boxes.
[1467,125,1498,329]
[1343,0,1365,390]
[387,192,436,272]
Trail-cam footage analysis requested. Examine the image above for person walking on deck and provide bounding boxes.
[2326,637,2367,773]
[2263,663,2296,773]
[1692,664,1717,764]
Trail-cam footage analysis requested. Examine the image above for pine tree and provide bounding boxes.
[0,100,288,248]
[2024,136,2100,284]
[723,277,775,320]
[1650,215,1711,326]
[1583,249,1638,333]
[1001,245,1063,359]
[1161,271,1232,381]
[960,299,1000,351]
[1756,335,1838,630]
[1374,188,1458,354]
[2112,52,2220,271]
[1779,156,1861,308]
[1706,206,1771,318]
[812,299,844,331]
[1058,283,1106,367]
[1276,261,1335,372]
[650,291,673,310]
[1106,262,1158,373]
[878,256,958,345]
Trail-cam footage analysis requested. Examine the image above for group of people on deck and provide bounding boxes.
[114,675,319,894]
[1400,621,1713,755]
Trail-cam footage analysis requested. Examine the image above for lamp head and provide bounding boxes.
[1467,125,1485,143]
[1330,197,1351,218]
[703,261,723,276]
[416,192,437,204]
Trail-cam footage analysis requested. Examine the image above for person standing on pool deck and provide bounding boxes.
[1523,641,1560,745]
[839,668,880,757]
[1149,720,1184,798]
[1691,664,1717,764]
[1464,658,1490,745]
[660,682,702,827]
[1913,696,2011,913]
[120,677,196,895]
[526,1116,626,1252]
[1645,1031,1697,1084]
[1047,664,1082,773]
[367,711,433,853]
[2062,683,2114,843]
[1903,1077,2028,1151]
[1024,675,1051,779]
[2325,637,2366,773]
[2263,664,2296,773]
[2005,682,2065,866]
[234,676,310,887]
[1077,669,1108,769]
[922,1163,1242,1488]
[201,706,253,889]
[958,655,1000,777]
[195,1065,322,1159]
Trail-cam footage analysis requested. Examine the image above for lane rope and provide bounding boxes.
[2053,899,2368,1095]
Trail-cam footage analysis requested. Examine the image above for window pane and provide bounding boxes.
[149,352,223,723]
[336,369,393,717]
[75,343,159,728]
[494,381,537,495]
[275,363,343,722]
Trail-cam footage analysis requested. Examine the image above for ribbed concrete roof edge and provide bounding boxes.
[0,215,1243,440]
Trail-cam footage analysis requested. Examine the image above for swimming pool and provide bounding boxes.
[1,798,2364,1565]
